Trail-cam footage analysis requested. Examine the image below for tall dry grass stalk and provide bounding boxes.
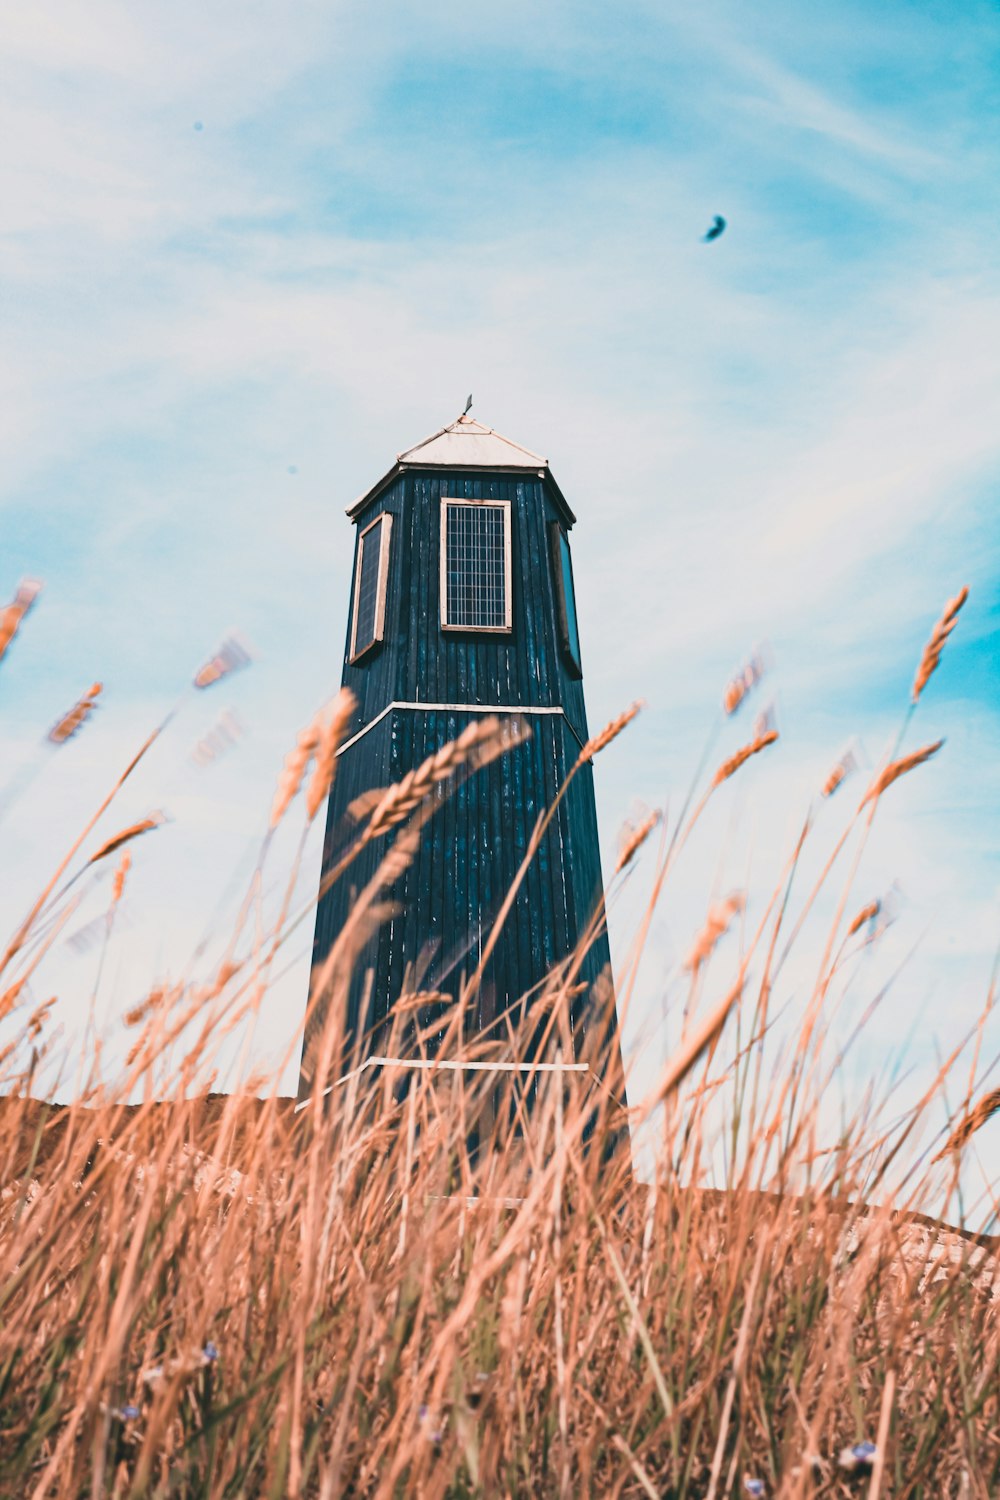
[0,593,995,1496]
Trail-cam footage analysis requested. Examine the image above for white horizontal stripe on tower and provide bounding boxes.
[336,699,585,756]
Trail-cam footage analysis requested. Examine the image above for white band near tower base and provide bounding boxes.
[336,699,586,757]
[294,1055,592,1112]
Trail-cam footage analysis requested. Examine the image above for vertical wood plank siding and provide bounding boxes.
[300,464,622,1101]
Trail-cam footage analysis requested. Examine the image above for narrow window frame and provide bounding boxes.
[349,511,393,663]
[439,496,513,634]
[549,521,583,678]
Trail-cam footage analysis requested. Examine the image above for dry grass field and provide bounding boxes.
[1,584,998,1498]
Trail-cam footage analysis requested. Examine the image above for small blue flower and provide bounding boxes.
[744,1480,766,1497]
[202,1342,219,1362]
[120,1404,140,1421]
[840,1439,878,1472]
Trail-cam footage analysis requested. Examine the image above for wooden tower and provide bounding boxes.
[300,412,625,1108]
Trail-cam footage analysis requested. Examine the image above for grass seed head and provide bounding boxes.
[822,747,858,798]
[912,585,969,703]
[365,717,526,840]
[47,682,103,745]
[684,892,744,972]
[193,633,252,690]
[846,899,880,938]
[614,809,661,874]
[305,688,357,821]
[932,1086,1000,1161]
[87,813,166,866]
[711,729,779,789]
[723,649,766,715]
[270,721,321,829]
[0,578,42,666]
[581,700,643,760]
[858,740,944,810]
[111,850,132,905]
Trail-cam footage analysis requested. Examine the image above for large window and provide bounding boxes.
[349,513,392,661]
[440,498,512,632]
[550,523,582,676]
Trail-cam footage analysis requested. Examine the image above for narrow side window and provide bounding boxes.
[350,513,393,661]
[440,498,512,632]
[549,523,582,677]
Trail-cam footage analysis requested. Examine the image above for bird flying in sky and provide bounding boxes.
[703,215,727,242]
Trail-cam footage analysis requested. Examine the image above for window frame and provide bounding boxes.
[439,496,513,633]
[549,522,583,677]
[349,511,393,663]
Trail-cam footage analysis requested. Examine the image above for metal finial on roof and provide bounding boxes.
[463,393,472,416]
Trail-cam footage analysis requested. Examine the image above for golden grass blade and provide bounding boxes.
[846,899,880,939]
[0,578,41,667]
[86,812,165,866]
[857,740,944,810]
[345,787,385,822]
[722,648,765,715]
[711,728,779,788]
[822,746,858,798]
[364,717,524,840]
[305,688,356,821]
[614,809,660,874]
[932,1086,1000,1162]
[579,700,643,761]
[270,722,321,829]
[640,966,746,1120]
[47,682,102,745]
[192,633,252,690]
[684,892,744,974]
[0,722,165,978]
[912,585,969,703]
[111,850,131,905]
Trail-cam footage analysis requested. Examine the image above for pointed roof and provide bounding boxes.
[398,414,546,470]
[348,413,575,524]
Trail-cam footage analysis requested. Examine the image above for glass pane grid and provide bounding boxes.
[445,504,507,629]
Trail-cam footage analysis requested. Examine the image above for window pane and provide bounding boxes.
[445,503,507,628]
[353,517,384,654]
[559,531,581,669]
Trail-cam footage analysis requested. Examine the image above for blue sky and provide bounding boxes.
[1,0,998,1197]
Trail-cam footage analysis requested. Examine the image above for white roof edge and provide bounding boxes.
[395,417,548,468]
[346,414,574,524]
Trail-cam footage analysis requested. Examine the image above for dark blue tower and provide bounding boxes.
[300,413,624,1103]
